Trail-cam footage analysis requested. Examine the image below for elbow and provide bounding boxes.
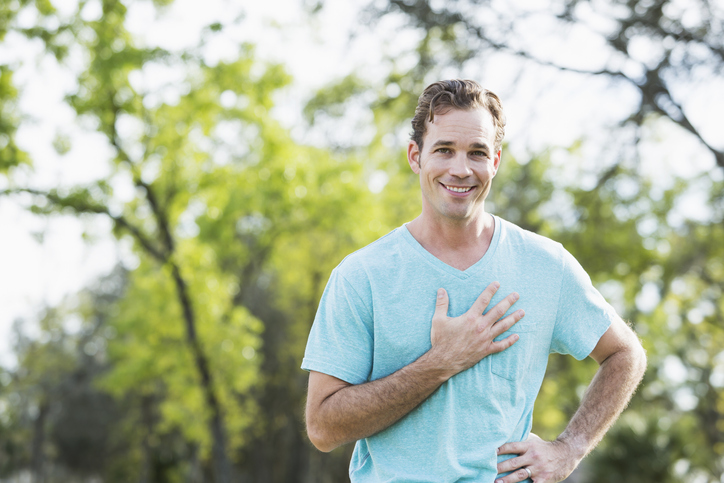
[305,416,339,453]
[635,340,648,377]
[623,336,647,383]
[625,324,648,377]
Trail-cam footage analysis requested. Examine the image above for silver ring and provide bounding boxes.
[524,467,532,479]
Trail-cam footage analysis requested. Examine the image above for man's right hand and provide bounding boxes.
[428,282,524,378]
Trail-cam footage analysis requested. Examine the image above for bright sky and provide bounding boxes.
[0,0,722,367]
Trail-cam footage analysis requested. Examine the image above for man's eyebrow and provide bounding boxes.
[430,140,491,151]
[469,142,490,151]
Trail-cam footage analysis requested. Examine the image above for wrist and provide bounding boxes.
[555,432,589,462]
[416,348,456,383]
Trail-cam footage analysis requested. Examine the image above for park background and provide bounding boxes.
[0,0,723,481]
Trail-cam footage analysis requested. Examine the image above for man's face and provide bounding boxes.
[407,107,501,224]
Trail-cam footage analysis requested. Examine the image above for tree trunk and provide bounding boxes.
[30,397,49,483]
[170,263,233,483]
[138,175,233,483]
[138,395,154,483]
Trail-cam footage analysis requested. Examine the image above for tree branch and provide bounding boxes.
[0,188,166,262]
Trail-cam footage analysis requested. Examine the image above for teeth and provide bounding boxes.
[445,185,473,193]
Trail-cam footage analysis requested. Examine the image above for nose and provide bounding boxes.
[448,152,473,178]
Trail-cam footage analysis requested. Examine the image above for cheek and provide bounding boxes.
[481,164,497,178]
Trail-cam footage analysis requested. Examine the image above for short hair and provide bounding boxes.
[410,79,506,153]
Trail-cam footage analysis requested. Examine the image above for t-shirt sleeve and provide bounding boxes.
[550,248,618,360]
[301,268,374,385]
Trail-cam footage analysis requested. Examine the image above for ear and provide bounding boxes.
[407,141,421,174]
[491,149,502,176]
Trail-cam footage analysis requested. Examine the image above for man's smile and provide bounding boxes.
[441,183,475,194]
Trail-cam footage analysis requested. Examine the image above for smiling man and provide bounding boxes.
[302,79,646,483]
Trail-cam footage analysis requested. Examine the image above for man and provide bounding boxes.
[302,79,646,483]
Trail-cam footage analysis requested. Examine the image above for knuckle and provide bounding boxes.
[517,469,528,478]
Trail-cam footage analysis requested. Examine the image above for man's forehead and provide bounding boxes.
[424,107,496,146]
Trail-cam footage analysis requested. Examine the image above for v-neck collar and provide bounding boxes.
[399,215,501,280]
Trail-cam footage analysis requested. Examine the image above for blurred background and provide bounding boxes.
[0,0,723,481]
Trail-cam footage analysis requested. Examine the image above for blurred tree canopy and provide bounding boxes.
[361,0,723,167]
[0,0,723,482]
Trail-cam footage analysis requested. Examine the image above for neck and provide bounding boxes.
[406,209,495,268]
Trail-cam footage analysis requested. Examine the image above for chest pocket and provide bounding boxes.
[490,322,542,381]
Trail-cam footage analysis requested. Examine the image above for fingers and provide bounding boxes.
[498,441,526,456]
[490,309,525,339]
[433,288,449,320]
[495,467,533,483]
[485,291,520,323]
[496,455,526,474]
[470,281,500,314]
[495,447,532,483]
[488,333,519,353]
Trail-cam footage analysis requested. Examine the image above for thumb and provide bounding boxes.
[433,288,449,320]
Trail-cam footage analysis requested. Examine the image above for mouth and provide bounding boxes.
[441,183,475,194]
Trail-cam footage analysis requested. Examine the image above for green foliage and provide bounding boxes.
[0,67,28,173]
[2,0,723,481]
[303,74,368,124]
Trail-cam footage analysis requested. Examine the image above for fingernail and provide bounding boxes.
[497,446,501,453]
[493,281,500,289]
[495,480,503,483]
[437,288,444,298]
[518,309,525,317]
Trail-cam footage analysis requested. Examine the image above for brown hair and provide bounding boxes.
[410,79,506,152]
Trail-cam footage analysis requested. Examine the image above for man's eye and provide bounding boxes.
[436,148,451,154]
[471,151,488,157]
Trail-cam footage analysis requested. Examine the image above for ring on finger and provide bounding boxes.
[524,467,532,479]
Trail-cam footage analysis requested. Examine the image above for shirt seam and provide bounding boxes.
[338,271,374,325]
[549,244,566,356]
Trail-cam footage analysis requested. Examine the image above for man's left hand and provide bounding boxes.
[495,433,581,483]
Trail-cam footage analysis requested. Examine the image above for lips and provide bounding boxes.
[441,183,474,193]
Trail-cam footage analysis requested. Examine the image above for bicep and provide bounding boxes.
[588,316,641,365]
[306,371,352,415]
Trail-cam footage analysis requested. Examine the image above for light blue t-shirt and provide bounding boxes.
[302,216,616,482]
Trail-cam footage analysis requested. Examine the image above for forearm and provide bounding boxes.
[307,351,451,452]
[556,344,647,459]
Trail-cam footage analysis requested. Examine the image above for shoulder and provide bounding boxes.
[333,226,408,284]
[495,216,567,265]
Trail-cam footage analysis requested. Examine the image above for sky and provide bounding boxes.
[0,0,722,367]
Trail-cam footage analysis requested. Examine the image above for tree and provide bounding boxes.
[1,1,391,480]
[363,0,723,169]
[3,0,722,481]
[0,268,128,483]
